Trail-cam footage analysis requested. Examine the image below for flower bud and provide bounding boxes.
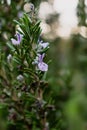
[24,3,34,13]
[17,74,24,82]
[7,54,12,63]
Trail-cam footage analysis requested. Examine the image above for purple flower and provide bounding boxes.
[37,54,48,72]
[39,41,49,49]
[11,33,23,45]
[37,40,49,52]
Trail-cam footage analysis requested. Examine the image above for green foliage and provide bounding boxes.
[77,0,87,26]
[0,2,55,130]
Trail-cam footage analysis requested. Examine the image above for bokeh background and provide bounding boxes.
[1,0,87,130]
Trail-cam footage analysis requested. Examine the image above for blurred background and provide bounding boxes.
[1,0,87,130]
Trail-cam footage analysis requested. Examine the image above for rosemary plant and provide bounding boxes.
[0,2,54,130]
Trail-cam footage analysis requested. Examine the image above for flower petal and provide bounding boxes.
[11,38,20,45]
[38,53,45,62]
[16,33,23,42]
[40,42,49,49]
[11,33,23,45]
[38,62,48,71]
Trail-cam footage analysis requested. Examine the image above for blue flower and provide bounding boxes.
[11,33,23,45]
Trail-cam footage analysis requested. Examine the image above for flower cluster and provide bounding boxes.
[33,40,49,72]
[11,32,49,72]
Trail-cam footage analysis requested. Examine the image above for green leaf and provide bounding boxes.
[13,19,21,26]
[42,71,47,80]
[6,42,15,51]
[38,47,49,53]
[13,56,22,64]
[23,13,32,25]
[20,24,30,40]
